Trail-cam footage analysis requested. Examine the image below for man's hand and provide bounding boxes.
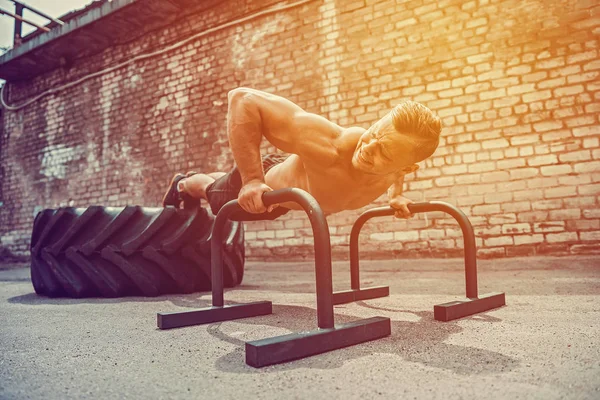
[389,196,414,219]
[238,180,278,214]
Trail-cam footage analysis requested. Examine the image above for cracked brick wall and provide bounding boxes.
[0,0,599,261]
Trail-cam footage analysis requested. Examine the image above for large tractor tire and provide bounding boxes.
[30,205,245,298]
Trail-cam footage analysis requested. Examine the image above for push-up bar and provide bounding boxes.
[157,188,505,367]
[346,202,505,321]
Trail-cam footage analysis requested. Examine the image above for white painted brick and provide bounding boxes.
[420,229,446,240]
[527,155,558,166]
[265,239,284,248]
[275,229,295,239]
[430,239,456,249]
[370,232,394,241]
[546,232,578,243]
[394,231,419,242]
[540,164,572,176]
[544,186,578,199]
[501,223,532,234]
[514,234,544,245]
[573,125,600,137]
[484,236,514,246]
[574,161,600,174]
[482,138,509,149]
[578,183,600,195]
[533,221,565,233]
[489,214,517,225]
[580,231,600,241]
[472,204,501,215]
[257,230,275,239]
[532,199,563,210]
[284,238,303,246]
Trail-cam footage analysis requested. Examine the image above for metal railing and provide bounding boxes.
[0,0,64,47]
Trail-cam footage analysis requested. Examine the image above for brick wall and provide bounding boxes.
[0,0,599,261]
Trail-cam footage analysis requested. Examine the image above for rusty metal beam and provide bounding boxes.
[0,7,51,32]
[10,0,64,25]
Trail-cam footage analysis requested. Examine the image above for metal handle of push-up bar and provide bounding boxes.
[210,188,335,329]
[349,201,478,299]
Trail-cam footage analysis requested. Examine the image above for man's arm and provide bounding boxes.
[227,89,266,186]
[227,87,342,213]
[388,174,414,219]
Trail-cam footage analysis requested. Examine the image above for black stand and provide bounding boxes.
[157,188,391,367]
[345,202,506,322]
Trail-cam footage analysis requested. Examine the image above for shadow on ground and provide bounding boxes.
[8,289,242,308]
[10,289,516,375]
[202,302,517,375]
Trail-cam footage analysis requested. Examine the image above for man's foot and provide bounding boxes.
[162,173,187,208]
[181,171,200,209]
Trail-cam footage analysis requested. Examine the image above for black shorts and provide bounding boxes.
[205,154,291,220]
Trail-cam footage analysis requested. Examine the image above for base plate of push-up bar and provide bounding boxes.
[332,286,389,305]
[157,301,273,330]
[158,301,391,368]
[434,292,506,322]
[246,316,391,368]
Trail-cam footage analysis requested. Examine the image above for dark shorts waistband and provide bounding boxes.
[204,154,290,220]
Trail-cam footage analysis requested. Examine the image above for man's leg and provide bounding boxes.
[178,172,226,200]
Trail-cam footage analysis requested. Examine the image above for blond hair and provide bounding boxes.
[390,101,441,164]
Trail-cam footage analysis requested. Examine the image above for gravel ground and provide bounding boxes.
[1,255,599,400]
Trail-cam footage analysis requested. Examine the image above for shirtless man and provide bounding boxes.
[162,87,441,220]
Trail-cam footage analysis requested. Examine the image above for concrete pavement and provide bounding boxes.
[1,255,599,399]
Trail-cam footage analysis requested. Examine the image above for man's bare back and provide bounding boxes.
[264,131,397,214]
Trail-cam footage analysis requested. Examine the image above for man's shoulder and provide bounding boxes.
[296,126,365,169]
[334,127,366,152]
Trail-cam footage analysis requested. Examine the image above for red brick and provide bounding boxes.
[537,243,570,255]
[546,232,578,243]
[566,219,600,231]
[570,244,600,254]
